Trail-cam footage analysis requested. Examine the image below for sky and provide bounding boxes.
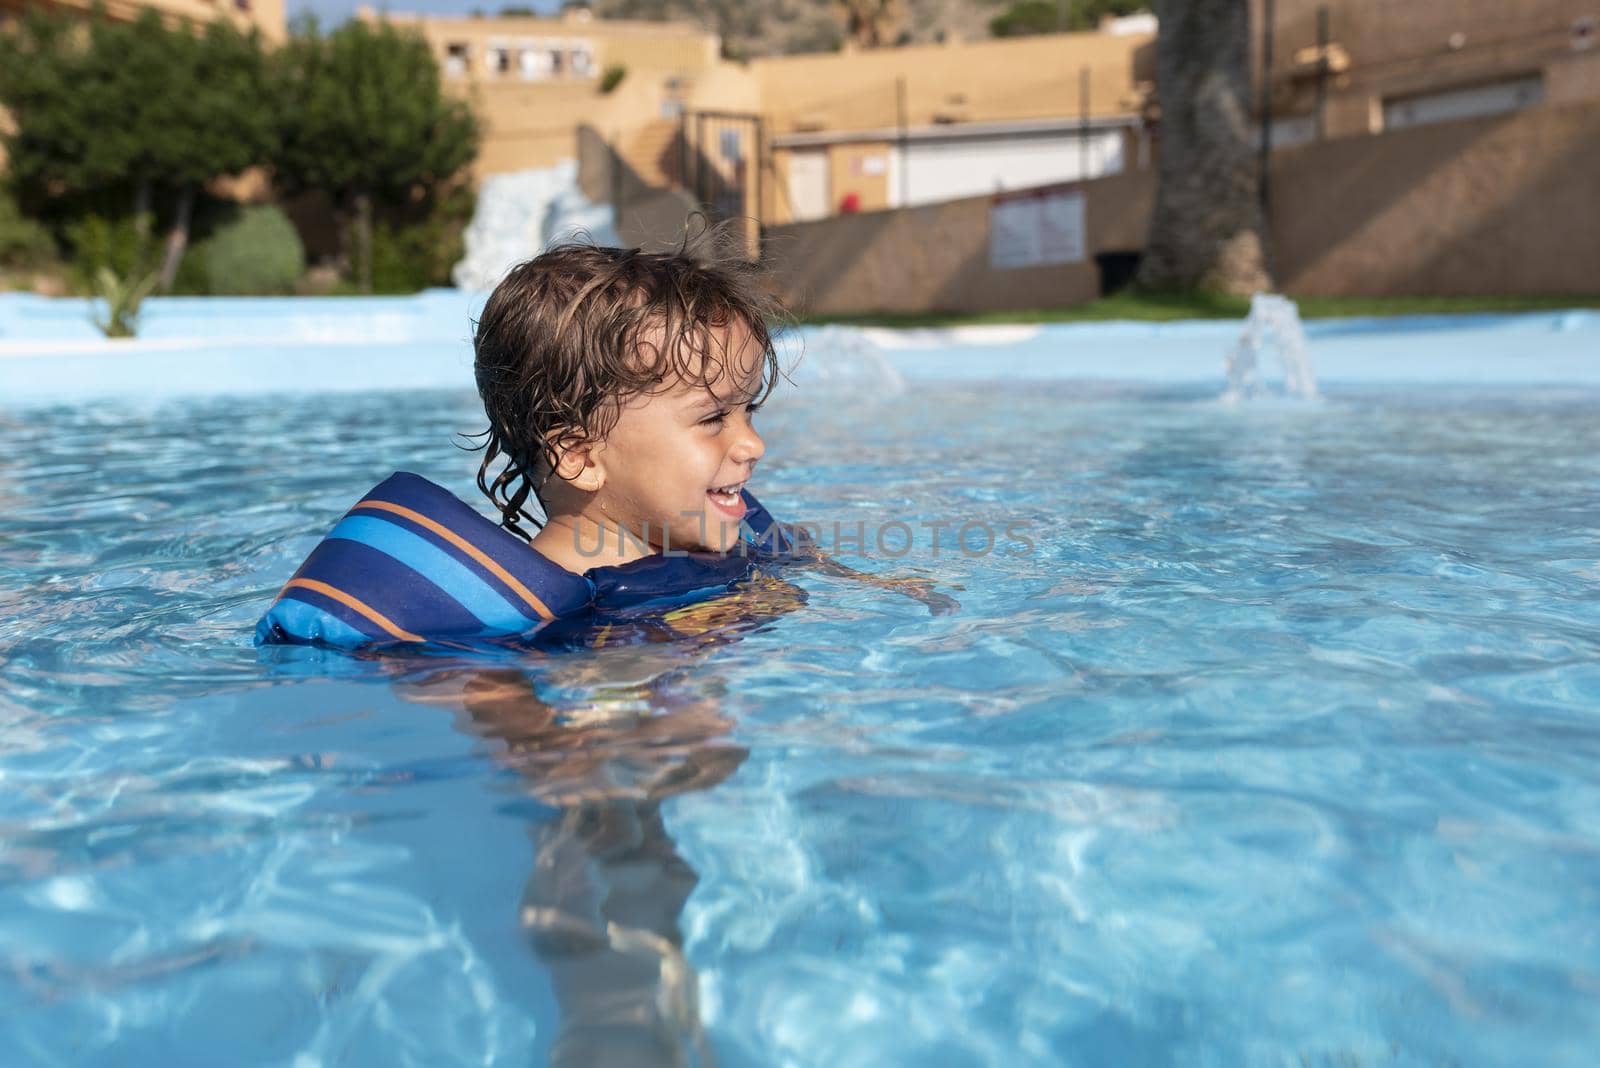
[287,0,564,27]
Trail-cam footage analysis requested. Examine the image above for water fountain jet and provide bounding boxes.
[1224,293,1318,402]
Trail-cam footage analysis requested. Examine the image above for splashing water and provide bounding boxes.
[452,161,622,292]
[1224,293,1318,402]
[783,326,906,395]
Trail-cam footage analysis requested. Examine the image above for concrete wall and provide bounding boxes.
[447,69,693,177]
[682,61,763,114]
[763,99,1600,314]
[1546,48,1600,104]
[1254,0,1600,137]
[464,81,609,175]
[386,8,720,79]
[763,170,1156,316]
[380,8,723,177]
[1272,99,1600,296]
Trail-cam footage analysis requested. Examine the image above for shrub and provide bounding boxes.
[369,223,428,294]
[0,192,58,270]
[990,1,1060,37]
[90,265,160,338]
[193,204,305,295]
[599,65,626,94]
[171,238,212,296]
[369,185,476,294]
[990,0,1148,36]
[64,213,155,293]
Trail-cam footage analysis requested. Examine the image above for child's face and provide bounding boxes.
[586,320,768,556]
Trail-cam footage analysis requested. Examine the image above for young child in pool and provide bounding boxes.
[470,241,955,613]
[472,242,778,574]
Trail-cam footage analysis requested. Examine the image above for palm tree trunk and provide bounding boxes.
[133,178,153,243]
[157,186,195,293]
[354,191,374,294]
[1137,0,1273,295]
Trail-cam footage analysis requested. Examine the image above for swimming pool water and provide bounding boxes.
[2,357,1599,1065]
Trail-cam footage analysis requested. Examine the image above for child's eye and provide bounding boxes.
[701,402,759,428]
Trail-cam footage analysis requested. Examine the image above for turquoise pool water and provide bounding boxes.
[2,306,1599,1065]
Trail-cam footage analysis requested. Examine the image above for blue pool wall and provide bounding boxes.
[2,290,1597,403]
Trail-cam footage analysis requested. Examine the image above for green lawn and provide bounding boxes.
[801,291,1600,328]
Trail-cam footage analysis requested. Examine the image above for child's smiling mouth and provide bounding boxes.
[707,480,748,518]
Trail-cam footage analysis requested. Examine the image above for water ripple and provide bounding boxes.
[2,384,1599,1065]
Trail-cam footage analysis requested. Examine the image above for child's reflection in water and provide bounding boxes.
[392,573,808,1067]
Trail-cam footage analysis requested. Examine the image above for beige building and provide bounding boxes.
[371,6,723,179]
[385,7,1157,228]
[766,2,1600,314]
[1255,0,1600,143]
[753,28,1155,222]
[0,0,287,41]
[372,1,1600,211]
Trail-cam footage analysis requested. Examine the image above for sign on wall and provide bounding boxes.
[989,188,1086,269]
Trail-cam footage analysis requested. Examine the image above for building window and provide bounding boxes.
[548,47,565,75]
[1382,75,1543,131]
[661,74,685,117]
[489,46,512,76]
[445,43,470,78]
[720,128,742,163]
[519,48,546,79]
[1260,114,1316,150]
[569,45,594,77]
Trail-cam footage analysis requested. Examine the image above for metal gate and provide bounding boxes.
[679,110,766,254]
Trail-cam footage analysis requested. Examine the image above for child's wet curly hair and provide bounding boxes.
[470,238,784,543]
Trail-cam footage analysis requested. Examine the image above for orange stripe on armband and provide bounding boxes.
[353,498,556,621]
[282,578,426,643]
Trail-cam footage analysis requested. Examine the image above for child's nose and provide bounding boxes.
[733,425,765,466]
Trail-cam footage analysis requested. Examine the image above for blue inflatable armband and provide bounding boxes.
[254,471,801,648]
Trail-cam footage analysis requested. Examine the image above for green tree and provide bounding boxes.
[192,204,306,295]
[140,17,277,290]
[0,189,57,270]
[0,10,276,290]
[990,0,1147,37]
[0,13,105,212]
[271,18,480,293]
[96,14,277,289]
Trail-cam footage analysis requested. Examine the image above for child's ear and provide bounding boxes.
[547,430,605,493]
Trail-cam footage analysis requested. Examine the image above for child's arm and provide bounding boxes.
[802,552,961,616]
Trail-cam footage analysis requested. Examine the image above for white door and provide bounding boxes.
[786,150,829,222]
